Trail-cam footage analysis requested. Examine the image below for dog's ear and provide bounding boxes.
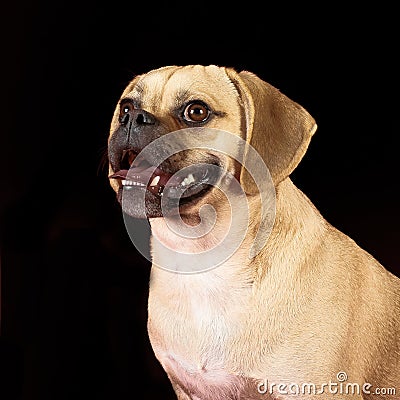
[225,68,317,193]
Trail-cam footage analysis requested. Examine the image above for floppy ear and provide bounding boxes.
[225,69,317,193]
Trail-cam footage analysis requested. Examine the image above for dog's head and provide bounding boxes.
[108,65,317,219]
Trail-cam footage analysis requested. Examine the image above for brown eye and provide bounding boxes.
[183,102,210,123]
[120,102,134,115]
[119,102,135,124]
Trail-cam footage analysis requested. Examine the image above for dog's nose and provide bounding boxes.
[119,108,156,126]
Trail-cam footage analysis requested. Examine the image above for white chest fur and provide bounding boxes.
[147,264,254,398]
[146,215,264,398]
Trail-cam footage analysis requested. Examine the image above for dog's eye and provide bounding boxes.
[119,102,135,124]
[120,102,134,115]
[183,102,210,123]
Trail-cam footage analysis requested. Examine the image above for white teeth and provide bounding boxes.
[122,179,145,187]
[149,175,160,187]
[182,173,196,186]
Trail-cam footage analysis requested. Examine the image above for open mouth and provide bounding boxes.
[109,149,222,201]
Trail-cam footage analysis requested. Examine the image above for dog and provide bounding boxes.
[107,65,400,399]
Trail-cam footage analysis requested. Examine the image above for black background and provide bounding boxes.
[1,2,398,399]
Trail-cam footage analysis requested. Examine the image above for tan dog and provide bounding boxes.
[107,65,400,399]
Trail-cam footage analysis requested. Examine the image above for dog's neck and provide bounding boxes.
[254,178,327,277]
[148,178,327,279]
[149,201,253,275]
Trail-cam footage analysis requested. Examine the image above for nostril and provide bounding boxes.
[119,113,130,125]
[136,113,145,124]
[119,108,156,126]
[136,110,155,125]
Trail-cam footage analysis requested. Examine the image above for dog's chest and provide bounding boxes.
[148,269,255,398]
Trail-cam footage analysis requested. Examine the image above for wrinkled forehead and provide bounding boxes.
[128,65,240,111]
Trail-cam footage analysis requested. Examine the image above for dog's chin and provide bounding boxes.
[117,186,163,218]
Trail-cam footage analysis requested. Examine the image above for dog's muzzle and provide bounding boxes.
[109,148,219,200]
